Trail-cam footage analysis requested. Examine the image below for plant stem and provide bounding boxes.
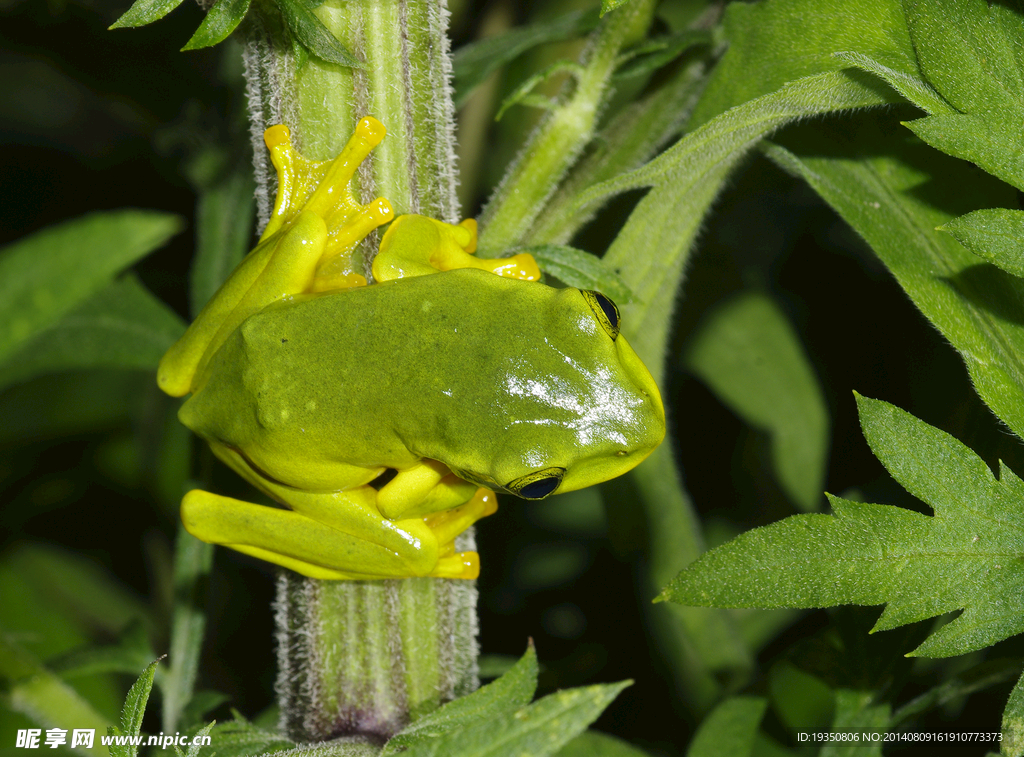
[241,0,477,741]
[476,0,657,256]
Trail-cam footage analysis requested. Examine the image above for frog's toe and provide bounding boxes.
[423,488,497,545]
[430,551,480,580]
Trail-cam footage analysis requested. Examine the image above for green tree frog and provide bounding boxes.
[157,117,665,581]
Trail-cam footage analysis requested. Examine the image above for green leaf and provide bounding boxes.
[687,0,915,128]
[277,0,362,68]
[904,113,1024,192]
[0,276,186,391]
[904,0,1024,117]
[600,0,634,16]
[1004,669,1024,756]
[47,623,155,679]
[526,244,632,303]
[0,211,183,367]
[193,716,295,757]
[108,659,160,757]
[0,634,113,757]
[381,643,538,755]
[452,9,599,107]
[941,208,1024,278]
[684,291,829,512]
[763,118,1024,441]
[614,30,710,81]
[399,680,630,757]
[2,544,150,640]
[831,51,954,115]
[180,721,215,757]
[109,0,185,28]
[190,160,256,317]
[822,691,888,757]
[686,697,766,757]
[181,0,252,50]
[660,395,1024,659]
[495,60,583,121]
[555,731,654,757]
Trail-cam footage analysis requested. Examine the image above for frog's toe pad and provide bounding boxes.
[430,551,480,579]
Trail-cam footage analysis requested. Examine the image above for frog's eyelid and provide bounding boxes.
[579,289,620,341]
[506,467,565,500]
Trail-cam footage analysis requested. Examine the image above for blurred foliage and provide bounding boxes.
[5,0,1024,756]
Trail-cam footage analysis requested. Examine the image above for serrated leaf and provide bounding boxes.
[941,208,1024,279]
[0,276,186,391]
[0,634,113,757]
[452,9,599,106]
[109,0,185,28]
[181,0,251,50]
[904,0,1024,117]
[686,697,766,757]
[382,644,538,755]
[763,117,1024,442]
[400,681,630,757]
[822,691,888,757]
[0,211,183,367]
[684,291,828,512]
[831,51,953,115]
[904,113,1024,193]
[601,0,634,16]
[1004,669,1024,756]
[278,0,361,68]
[109,659,160,757]
[660,395,1024,659]
[526,244,632,303]
[555,730,653,757]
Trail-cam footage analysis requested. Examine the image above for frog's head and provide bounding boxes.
[413,275,666,500]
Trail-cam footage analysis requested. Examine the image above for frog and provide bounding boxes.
[156,116,665,581]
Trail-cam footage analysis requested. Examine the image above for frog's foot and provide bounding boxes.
[158,118,394,397]
[424,488,497,579]
[263,118,395,291]
[373,214,541,282]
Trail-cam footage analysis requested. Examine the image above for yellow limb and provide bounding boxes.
[373,215,541,282]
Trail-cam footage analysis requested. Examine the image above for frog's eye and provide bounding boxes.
[580,290,620,340]
[506,467,566,500]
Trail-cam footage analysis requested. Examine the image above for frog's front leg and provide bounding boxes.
[157,119,393,397]
[181,447,495,580]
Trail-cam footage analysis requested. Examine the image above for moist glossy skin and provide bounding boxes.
[156,116,666,581]
[181,268,664,499]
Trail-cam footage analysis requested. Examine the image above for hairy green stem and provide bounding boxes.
[476,0,656,255]
[241,0,477,741]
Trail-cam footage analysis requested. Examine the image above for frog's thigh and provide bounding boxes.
[182,488,447,580]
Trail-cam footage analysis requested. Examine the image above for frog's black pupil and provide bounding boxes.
[517,476,561,500]
[594,292,619,329]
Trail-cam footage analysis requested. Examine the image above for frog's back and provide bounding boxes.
[180,269,551,478]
